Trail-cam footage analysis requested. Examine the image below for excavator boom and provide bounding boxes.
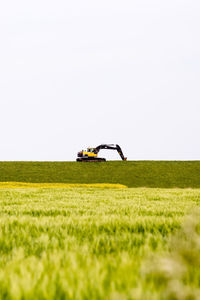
[95,144,127,160]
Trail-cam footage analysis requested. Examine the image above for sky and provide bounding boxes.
[0,0,200,161]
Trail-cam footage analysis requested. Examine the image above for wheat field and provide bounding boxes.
[0,187,200,299]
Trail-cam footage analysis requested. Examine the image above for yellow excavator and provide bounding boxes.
[76,144,127,162]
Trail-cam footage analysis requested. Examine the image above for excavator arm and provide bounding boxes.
[95,144,127,161]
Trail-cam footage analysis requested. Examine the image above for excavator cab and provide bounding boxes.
[77,147,97,160]
[85,148,97,157]
[87,148,96,153]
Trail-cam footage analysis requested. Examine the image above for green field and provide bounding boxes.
[0,161,200,188]
[0,162,200,299]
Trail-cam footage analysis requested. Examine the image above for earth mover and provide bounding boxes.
[76,144,127,162]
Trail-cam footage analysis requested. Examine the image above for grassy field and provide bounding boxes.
[0,161,200,188]
[0,161,200,299]
[0,186,200,299]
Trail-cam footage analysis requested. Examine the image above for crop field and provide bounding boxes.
[0,184,200,299]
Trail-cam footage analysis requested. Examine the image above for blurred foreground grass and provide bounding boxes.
[0,187,200,299]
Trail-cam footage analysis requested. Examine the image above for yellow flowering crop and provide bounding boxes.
[0,182,127,189]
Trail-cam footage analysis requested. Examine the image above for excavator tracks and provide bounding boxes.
[76,157,106,162]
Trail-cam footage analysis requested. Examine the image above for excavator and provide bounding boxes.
[76,144,127,162]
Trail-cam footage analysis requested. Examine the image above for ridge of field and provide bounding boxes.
[0,161,200,188]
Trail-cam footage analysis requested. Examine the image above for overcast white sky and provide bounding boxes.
[0,0,200,161]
